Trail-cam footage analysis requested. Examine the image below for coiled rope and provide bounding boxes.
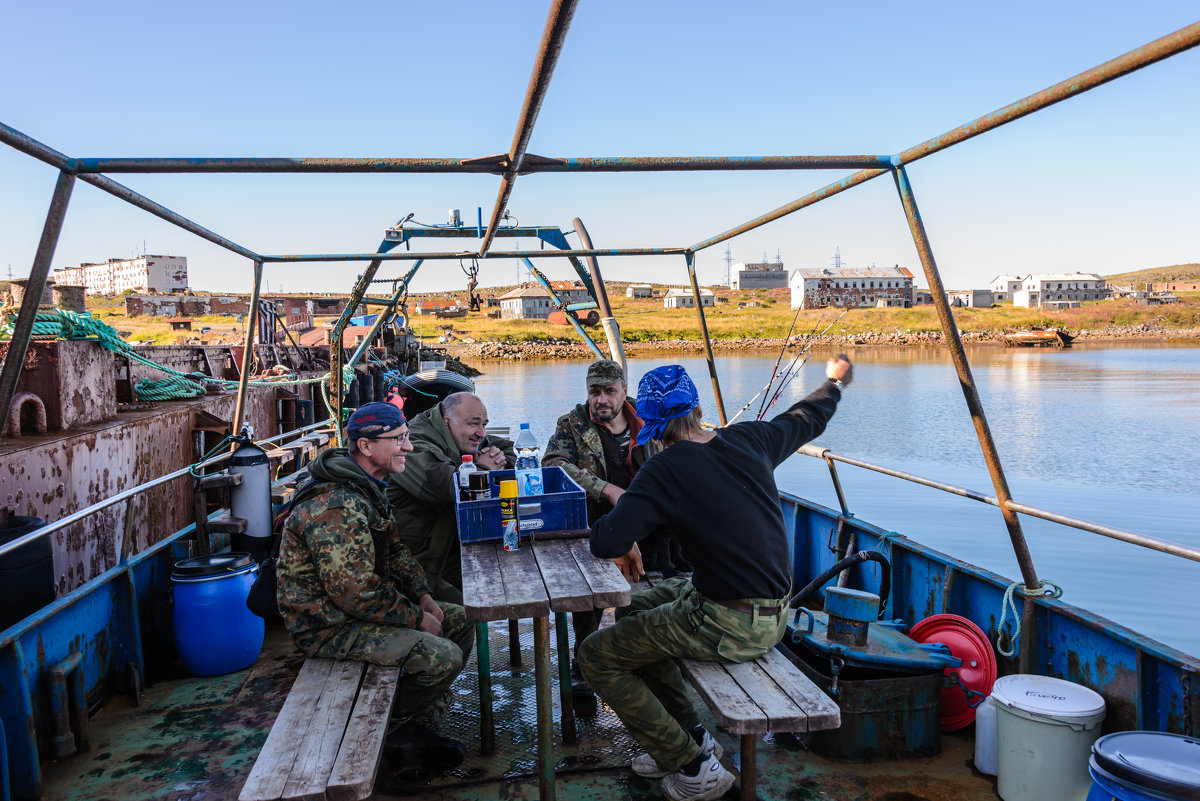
[2,307,353,402]
[996,579,1064,657]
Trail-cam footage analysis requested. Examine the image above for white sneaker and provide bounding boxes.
[631,730,723,778]
[660,754,735,801]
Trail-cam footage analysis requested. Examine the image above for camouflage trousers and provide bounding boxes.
[578,578,788,772]
[310,602,475,732]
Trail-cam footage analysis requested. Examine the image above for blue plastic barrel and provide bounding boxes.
[1087,731,1200,801]
[171,553,264,676]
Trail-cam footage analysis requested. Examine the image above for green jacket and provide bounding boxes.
[277,448,432,656]
[386,400,515,592]
[542,400,662,523]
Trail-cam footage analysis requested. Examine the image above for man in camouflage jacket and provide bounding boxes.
[387,392,514,604]
[277,402,474,765]
[542,359,661,702]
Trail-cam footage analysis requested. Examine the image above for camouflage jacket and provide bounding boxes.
[542,400,662,522]
[386,400,514,588]
[277,448,432,655]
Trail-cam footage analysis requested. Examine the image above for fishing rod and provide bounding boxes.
[727,311,825,425]
[758,309,849,419]
[756,307,803,420]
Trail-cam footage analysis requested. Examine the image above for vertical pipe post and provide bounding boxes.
[684,252,727,424]
[232,260,264,435]
[554,612,577,744]
[328,257,384,443]
[0,170,75,437]
[891,164,1040,671]
[533,615,555,801]
[509,620,523,667]
[475,621,495,754]
[739,733,756,801]
[571,218,627,374]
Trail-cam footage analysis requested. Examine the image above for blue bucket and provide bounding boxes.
[171,553,264,677]
[1087,731,1200,801]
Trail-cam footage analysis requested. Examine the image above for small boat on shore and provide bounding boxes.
[1003,328,1074,348]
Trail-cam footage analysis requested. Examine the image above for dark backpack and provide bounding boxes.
[245,478,331,622]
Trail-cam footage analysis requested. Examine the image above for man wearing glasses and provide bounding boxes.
[277,402,474,773]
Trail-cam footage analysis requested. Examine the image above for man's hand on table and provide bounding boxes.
[613,542,644,584]
[475,445,507,470]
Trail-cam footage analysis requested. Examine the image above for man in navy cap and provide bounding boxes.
[578,356,853,801]
[277,402,474,775]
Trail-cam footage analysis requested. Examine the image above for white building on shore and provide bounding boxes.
[54,255,188,295]
[1013,273,1108,308]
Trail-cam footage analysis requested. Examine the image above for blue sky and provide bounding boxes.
[2,2,1197,294]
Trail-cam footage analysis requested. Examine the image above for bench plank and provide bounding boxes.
[532,541,594,614]
[282,660,365,800]
[240,658,336,801]
[681,659,770,734]
[759,648,841,731]
[461,543,508,622]
[723,658,808,731]
[327,665,401,801]
[565,538,632,609]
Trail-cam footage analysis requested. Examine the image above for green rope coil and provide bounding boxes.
[996,579,1064,658]
[134,376,208,402]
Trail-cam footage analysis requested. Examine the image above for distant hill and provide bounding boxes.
[1105,263,1200,285]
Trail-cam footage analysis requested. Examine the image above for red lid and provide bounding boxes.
[908,614,998,732]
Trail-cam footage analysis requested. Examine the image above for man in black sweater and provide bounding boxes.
[578,356,853,801]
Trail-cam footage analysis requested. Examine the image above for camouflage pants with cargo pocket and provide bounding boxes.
[578,577,788,772]
[310,601,475,732]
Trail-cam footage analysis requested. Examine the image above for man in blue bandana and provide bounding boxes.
[578,356,854,801]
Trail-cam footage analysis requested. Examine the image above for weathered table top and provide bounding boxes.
[461,538,631,622]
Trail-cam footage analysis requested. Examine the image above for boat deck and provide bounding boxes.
[43,619,998,801]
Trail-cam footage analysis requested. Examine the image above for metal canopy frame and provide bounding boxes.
[2,3,1198,673]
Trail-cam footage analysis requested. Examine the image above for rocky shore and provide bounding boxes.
[446,323,1200,361]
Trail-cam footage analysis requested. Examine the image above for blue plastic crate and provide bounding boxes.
[455,466,587,543]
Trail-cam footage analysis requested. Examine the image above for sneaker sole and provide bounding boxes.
[661,768,735,801]
[631,741,724,779]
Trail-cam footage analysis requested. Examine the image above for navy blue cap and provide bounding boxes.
[347,402,406,440]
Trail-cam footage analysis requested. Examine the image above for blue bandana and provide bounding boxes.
[635,365,699,445]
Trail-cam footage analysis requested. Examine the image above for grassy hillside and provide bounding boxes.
[1104,263,1200,286]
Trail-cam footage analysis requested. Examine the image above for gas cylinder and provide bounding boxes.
[229,425,273,562]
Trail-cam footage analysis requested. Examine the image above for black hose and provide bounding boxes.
[788,550,891,619]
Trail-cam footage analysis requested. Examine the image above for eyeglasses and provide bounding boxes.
[371,432,410,443]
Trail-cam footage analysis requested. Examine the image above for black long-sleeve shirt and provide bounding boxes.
[590,381,842,600]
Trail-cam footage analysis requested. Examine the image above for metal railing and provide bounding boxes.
[797,444,1200,564]
[0,421,334,560]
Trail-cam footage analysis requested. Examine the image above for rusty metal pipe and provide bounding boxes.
[685,252,727,425]
[533,616,555,801]
[0,123,260,261]
[261,247,687,262]
[479,0,579,256]
[571,217,627,373]
[231,261,264,435]
[891,164,1039,671]
[328,258,386,441]
[0,170,75,439]
[69,154,894,174]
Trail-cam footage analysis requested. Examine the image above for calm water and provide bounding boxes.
[472,343,1200,658]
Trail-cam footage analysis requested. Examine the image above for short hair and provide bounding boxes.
[660,406,703,447]
[441,391,477,422]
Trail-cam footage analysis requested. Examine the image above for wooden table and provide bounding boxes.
[461,538,631,801]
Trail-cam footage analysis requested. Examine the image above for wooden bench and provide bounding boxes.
[632,577,841,801]
[239,658,400,801]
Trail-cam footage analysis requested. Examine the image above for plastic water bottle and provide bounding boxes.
[457,455,476,502]
[514,423,543,496]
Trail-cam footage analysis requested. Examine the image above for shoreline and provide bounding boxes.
[441,324,1200,361]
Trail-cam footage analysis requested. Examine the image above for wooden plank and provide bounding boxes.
[239,659,335,801]
[565,539,632,609]
[532,541,593,613]
[758,648,841,732]
[282,660,365,800]
[495,543,551,619]
[208,513,248,534]
[327,665,401,801]
[724,658,807,731]
[680,659,767,735]
[461,542,509,622]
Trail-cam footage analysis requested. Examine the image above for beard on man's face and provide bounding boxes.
[590,401,617,422]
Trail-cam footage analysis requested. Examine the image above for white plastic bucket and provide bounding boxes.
[992,675,1106,801]
[974,694,998,776]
